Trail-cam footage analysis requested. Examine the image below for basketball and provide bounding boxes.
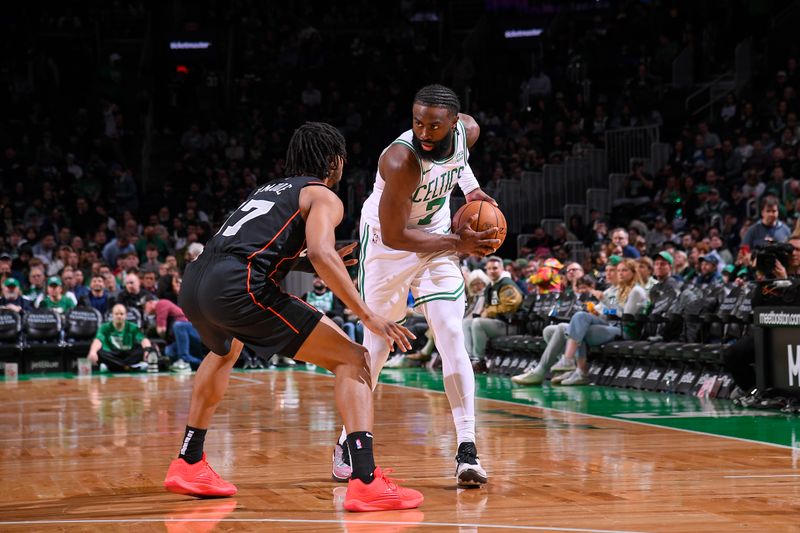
[452,200,507,249]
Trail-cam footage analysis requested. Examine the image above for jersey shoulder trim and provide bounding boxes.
[387,138,423,184]
[300,181,329,189]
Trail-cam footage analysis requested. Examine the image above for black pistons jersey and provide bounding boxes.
[203,175,327,286]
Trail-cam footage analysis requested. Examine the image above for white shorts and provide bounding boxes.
[357,222,465,323]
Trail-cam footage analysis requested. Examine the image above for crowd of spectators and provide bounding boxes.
[1,2,799,376]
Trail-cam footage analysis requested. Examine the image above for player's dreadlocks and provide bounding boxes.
[413,84,460,115]
[285,122,347,179]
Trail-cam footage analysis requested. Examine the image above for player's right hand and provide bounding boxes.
[362,315,416,352]
[455,214,501,256]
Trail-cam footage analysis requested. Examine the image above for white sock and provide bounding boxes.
[338,426,347,446]
[454,415,476,445]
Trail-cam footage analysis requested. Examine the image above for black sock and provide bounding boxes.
[346,431,376,484]
[178,426,207,464]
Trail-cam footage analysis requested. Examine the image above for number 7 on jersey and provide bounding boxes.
[219,199,276,237]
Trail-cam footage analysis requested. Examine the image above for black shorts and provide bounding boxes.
[179,253,323,358]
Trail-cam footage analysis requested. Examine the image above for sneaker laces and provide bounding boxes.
[377,468,404,490]
[199,460,225,482]
[455,443,479,465]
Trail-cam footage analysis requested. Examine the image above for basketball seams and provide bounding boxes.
[491,202,499,241]
[453,201,506,249]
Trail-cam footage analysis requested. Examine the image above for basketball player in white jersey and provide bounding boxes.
[332,84,499,487]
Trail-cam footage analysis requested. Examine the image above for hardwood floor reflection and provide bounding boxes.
[0,370,799,532]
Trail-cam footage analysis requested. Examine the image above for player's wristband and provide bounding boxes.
[458,164,480,195]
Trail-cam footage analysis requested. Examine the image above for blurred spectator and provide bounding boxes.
[0,278,32,314]
[557,258,647,385]
[115,271,156,312]
[615,161,654,214]
[35,276,76,314]
[102,232,136,269]
[710,234,734,265]
[520,66,552,108]
[673,250,694,281]
[81,274,113,315]
[611,228,641,258]
[135,226,169,262]
[59,267,82,304]
[143,298,201,371]
[520,226,553,256]
[695,187,729,224]
[112,166,139,213]
[694,256,723,287]
[302,275,353,340]
[464,269,490,318]
[141,270,158,295]
[103,272,121,299]
[26,265,46,299]
[742,195,791,249]
[140,243,162,273]
[563,262,585,297]
[511,259,530,294]
[0,253,22,285]
[32,233,57,266]
[650,252,680,295]
[465,257,523,363]
[636,257,656,293]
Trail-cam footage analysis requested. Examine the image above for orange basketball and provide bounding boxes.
[452,200,507,249]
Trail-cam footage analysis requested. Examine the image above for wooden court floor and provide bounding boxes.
[1,369,799,532]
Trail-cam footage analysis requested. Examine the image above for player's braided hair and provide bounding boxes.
[285,122,347,179]
[413,84,460,115]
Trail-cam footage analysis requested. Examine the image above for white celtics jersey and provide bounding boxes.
[361,120,470,235]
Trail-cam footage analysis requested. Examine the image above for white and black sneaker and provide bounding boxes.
[331,442,352,482]
[455,442,488,487]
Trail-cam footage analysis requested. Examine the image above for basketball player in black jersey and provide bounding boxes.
[164,122,424,512]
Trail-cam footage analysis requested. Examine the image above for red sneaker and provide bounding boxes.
[344,467,424,512]
[164,454,237,497]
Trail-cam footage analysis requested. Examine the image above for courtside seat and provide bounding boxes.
[63,307,102,372]
[0,309,23,371]
[22,310,64,374]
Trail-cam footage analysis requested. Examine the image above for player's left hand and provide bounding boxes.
[465,188,497,206]
[336,241,358,267]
